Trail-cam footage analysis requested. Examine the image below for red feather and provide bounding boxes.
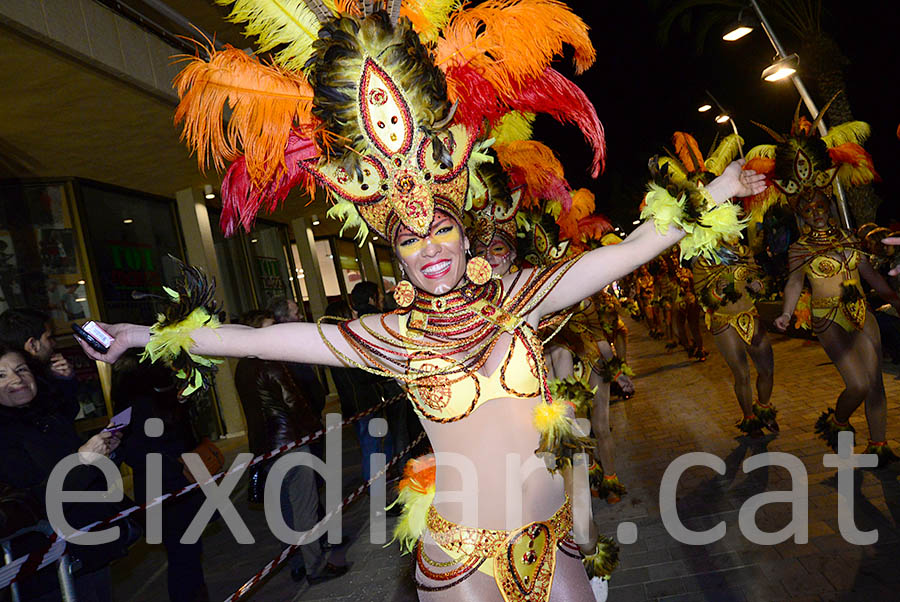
[220,134,319,236]
[445,64,505,133]
[506,68,605,177]
[578,214,613,240]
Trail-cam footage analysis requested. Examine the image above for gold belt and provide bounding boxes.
[424,500,573,602]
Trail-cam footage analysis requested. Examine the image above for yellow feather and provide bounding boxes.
[327,199,369,244]
[704,134,744,176]
[217,0,325,70]
[657,157,687,186]
[823,121,870,149]
[746,144,776,160]
[490,112,536,144]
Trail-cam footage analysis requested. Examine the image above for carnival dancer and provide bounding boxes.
[694,241,777,436]
[674,259,709,360]
[77,2,764,599]
[653,130,775,431]
[747,102,899,465]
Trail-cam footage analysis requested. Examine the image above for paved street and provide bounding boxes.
[112,317,900,601]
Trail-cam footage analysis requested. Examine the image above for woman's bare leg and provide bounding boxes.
[588,369,614,476]
[614,331,628,364]
[712,327,753,418]
[687,303,705,350]
[815,322,871,426]
[859,314,887,442]
[747,322,775,407]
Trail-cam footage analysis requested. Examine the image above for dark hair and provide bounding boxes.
[0,309,50,353]
[0,341,26,362]
[268,298,298,323]
[239,309,275,328]
[325,301,353,321]
[350,281,378,311]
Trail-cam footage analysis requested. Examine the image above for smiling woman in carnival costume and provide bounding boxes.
[747,101,899,465]
[77,1,765,599]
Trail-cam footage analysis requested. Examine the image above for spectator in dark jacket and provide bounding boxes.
[0,343,127,601]
[111,352,209,602]
[324,301,394,485]
[349,282,416,460]
[268,299,327,415]
[233,311,346,585]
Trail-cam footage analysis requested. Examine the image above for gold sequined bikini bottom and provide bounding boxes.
[708,308,758,346]
[415,499,577,602]
[811,296,866,333]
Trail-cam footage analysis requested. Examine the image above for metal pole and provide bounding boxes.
[748,0,853,229]
[1,539,21,602]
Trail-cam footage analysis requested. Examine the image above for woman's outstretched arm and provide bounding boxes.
[535,161,767,318]
[75,318,379,369]
[774,250,806,332]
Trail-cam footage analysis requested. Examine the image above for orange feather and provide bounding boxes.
[672,132,704,174]
[436,0,594,93]
[495,140,568,209]
[557,188,595,240]
[397,455,436,494]
[173,44,316,186]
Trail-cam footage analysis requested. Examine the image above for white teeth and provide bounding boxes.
[422,260,450,275]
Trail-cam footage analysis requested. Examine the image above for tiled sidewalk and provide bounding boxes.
[600,318,900,602]
[112,317,900,601]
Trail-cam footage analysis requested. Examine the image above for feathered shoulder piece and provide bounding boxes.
[174,0,606,242]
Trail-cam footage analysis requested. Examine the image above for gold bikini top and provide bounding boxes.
[401,314,541,422]
[805,250,860,279]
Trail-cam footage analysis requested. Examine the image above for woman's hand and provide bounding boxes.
[615,373,635,396]
[773,313,791,332]
[882,237,900,276]
[49,353,74,379]
[74,323,148,364]
[748,280,763,294]
[706,160,767,203]
[78,430,122,463]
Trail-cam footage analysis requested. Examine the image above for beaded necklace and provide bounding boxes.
[316,260,576,406]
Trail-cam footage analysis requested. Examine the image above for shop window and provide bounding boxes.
[77,181,184,325]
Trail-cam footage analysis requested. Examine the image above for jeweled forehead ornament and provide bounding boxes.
[302,53,478,241]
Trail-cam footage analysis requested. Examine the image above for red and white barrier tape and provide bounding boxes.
[0,393,405,589]
[225,431,428,602]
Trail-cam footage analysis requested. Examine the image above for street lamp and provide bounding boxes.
[761,53,799,82]
[697,103,712,113]
[701,90,744,160]
[722,9,755,41]
[203,184,215,200]
[741,0,851,227]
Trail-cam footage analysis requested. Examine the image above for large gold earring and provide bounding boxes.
[393,280,416,307]
[466,256,492,285]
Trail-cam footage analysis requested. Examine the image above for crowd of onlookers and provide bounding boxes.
[0,281,415,601]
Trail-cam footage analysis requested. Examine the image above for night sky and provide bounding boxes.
[534,1,900,230]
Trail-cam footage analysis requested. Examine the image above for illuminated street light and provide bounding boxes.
[203,184,215,199]
[722,10,754,41]
[715,113,731,124]
[697,104,712,113]
[311,214,321,226]
[632,220,641,225]
[761,53,799,82]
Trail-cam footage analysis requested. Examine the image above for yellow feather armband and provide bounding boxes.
[141,306,221,399]
[640,183,746,262]
[533,399,595,472]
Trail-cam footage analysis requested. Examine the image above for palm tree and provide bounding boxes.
[651,0,880,222]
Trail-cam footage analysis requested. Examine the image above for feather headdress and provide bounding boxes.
[743,97,879,217]
[175,0,605,241]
